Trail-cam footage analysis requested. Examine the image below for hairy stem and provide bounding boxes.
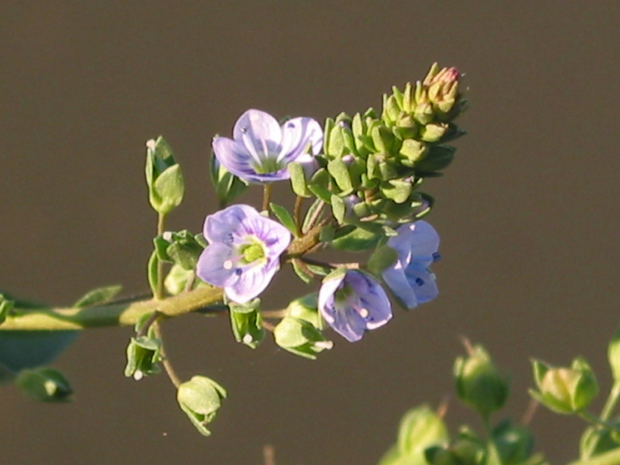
[1,286,224,331]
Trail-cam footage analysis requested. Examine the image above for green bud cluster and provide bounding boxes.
[312,63,467,232]
[124,313,163,380]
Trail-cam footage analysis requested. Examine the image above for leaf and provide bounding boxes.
[73,285,122,308]
[270,203,298,237]
[0,291,78,383]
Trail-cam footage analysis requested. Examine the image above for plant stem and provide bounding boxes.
[601,381,620,422]
[0,230,320,332]
[1,286,224,331]
[152,321,182,388]
[262,183,273,214]
[293,196,303,236]
[568,447,620,465]
[579,410,620,435]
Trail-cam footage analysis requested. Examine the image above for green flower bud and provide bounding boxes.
[16,368,72,402]
[228,299,265,349]
[145,136,185,215]
[124,335,162,380]
[286,293,324,330]
[530,357,599,414]
[273,317,333,360]
[423,64,461,117]
[177,376,227,436]
[397,405,449,457]
[491,419,534,465]
[454,343,510,417]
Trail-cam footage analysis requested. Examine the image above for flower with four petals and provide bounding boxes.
[318,269,392,342]
[381,220,440,309]
[212,109,322,183]
[196,204,291,303]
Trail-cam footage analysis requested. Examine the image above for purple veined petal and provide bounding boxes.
[317,273,347,320]
[404,265,439,304]
[233,109,283,165]
[277,117,323,164]
[196,243,239,288]
[238,213,291,256]
[226,260,280,303]
[212,137,261,179]
[394,221,440,263]
[357,287,392,330]
[325,300,366,342]
[382,265,419,309]
[203,204,255,243]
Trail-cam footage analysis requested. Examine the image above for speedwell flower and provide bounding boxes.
[318,270,392,342]
[196,204,291,303]
[212,109,322,183]
[382,220,440,309]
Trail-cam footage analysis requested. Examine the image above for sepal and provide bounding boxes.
[273,317,332,360]
[145,136,185,214]
[177,376,227,436]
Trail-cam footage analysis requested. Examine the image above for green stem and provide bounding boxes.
[262,183,273,214]
[153,321,182,388]
[578,411,620,435]
[0,230,321,332]
[0,286,224,331]
[568,447,620,465]
[601,381,620,422]
[293,196,303,237]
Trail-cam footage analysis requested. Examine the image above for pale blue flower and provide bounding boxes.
[196,204,291,303]
[212,109,322,183]
[318,270,392,342]
[382,220,440,309]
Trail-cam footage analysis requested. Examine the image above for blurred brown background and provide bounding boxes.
[1,2,619,464]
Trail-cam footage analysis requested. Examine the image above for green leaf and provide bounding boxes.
[331,226,382,251]
[0,291,78,384]
[327,159,353,192]
[288,162,310,197]
[367,246,398,276]
[270,203,298,236]
[302,197,325,233]
[153,164,185,214]
[608,327,620,382]
[73,285,122,308]
[308,183,333,204]
[147,249,159,298]
[16,367,73,402]
[331,195,346,224]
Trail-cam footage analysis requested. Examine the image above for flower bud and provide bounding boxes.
[228,299,265,349]
[397,405,449,458]
[145,136,185,215]
[177,376,227,436]
[286,293,324,330]
[454,343,510,417]
[424,64,461,116]
[124,335,162,380]
[530,357,598,414]
[273,317,333,359]
[491,419,534,465]
[16,368,72,402]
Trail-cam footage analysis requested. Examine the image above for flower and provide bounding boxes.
[212,109,323,183]
[196,204,291,303]
[381,220,440,309]
[318,270,392,342]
